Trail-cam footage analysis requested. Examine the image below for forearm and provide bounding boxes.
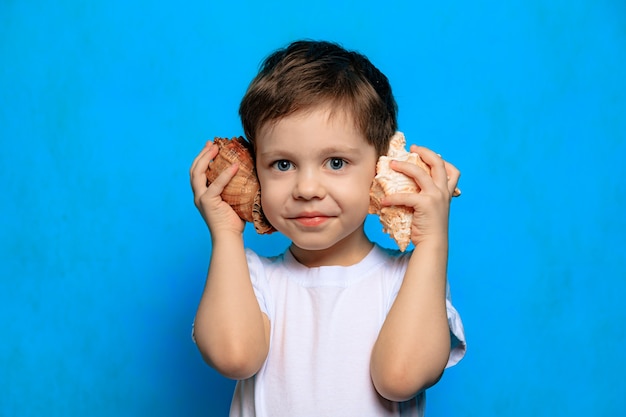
[194,232,269,379]
[371,239,451,401]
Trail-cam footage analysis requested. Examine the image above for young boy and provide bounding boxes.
[190,40,466,416]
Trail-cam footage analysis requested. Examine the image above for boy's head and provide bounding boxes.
[239,40,398,156]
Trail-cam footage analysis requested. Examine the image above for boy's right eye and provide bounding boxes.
[272,160,293,171]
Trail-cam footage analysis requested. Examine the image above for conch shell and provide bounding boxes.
[368,132,460,251]
[205,136,275,234]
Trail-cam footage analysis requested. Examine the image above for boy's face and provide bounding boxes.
[255,106,378,259]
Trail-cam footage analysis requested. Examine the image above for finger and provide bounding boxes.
[389,159,433,192]
[412,146,449,191]
[193,162,240,209]
[206,162,240,197]
[190,143,219,195]
[380,191,419,208]
[190,141,218,180]
[443,160,462,197]
[411,145,462,198]
[190,140,216,176]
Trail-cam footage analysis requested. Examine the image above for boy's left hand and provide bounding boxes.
[381,145,460,247]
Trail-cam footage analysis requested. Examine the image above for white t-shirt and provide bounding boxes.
[225,244,466,417]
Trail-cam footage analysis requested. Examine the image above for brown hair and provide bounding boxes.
[239,40,398,156]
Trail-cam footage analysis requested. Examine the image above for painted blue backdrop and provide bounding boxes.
[1,1,625,416]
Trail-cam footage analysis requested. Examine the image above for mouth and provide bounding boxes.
[290,212,332,227]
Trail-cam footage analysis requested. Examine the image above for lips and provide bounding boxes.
[290,212,332,227]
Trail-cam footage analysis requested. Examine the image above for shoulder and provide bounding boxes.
[244,247,287,264]
[244,248,290,278]
[371,244,412,270]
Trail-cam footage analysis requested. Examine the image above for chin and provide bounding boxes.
[290,231,360,253]
[289,239,335,252]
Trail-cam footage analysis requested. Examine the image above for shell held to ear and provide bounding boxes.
[205,136,275,234]
[369,131,459,251]
[368,132,423,251]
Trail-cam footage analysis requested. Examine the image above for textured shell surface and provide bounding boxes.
[205,137,275,234]
[252,190,275,234]
[369,132,429,251]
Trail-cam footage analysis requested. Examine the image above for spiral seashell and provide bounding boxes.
[368,132,425,251]
[205,136,275,234]
[369,132,462,251]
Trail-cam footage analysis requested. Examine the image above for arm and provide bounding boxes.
[190,141,270,380]
[370,146,460,401]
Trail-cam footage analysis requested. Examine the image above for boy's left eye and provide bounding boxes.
[326,158,345,170]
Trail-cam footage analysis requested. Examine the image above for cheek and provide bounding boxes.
[259,187,273,208]
[332,174,374,208]
[358,166,377,192]
[355,168,377,207]
[258,180,282,217]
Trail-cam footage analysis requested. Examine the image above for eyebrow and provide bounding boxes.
[316,145,363,156]
[258,144,363,160]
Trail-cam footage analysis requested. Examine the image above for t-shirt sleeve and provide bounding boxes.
[386,249,467,368]
[445,283,467,368]
[245,248,271,318]
[191,248,271,344]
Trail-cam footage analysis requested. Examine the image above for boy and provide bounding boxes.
[190,40,466,416]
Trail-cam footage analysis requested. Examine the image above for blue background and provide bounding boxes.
[2,1,625,416]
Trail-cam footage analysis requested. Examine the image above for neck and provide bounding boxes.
[289,228,374,268]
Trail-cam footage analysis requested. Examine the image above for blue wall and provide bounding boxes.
[1,1,625,416]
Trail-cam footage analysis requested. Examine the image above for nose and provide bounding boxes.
[292,169,326,200]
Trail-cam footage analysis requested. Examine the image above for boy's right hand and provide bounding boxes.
[190,141,246,235]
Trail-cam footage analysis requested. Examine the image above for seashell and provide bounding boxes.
[369,132,425,251]
[205,136,275,234]
[369,132,462,251]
